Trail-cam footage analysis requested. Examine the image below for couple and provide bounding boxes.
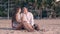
[12,6,40,32]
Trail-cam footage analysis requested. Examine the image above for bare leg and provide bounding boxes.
[22,21,35,32]
[15,23,22,30]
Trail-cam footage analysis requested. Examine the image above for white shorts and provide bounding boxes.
[13,22,20,27]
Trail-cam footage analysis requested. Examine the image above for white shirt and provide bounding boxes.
[21,12,34,26]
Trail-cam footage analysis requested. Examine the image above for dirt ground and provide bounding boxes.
[0,19,60,34]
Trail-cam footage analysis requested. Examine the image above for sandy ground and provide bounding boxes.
[0,19,60,34]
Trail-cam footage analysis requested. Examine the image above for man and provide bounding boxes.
[21,7,40,32]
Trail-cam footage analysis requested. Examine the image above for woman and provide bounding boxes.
[12,6,34,31]
[12,6,22,30]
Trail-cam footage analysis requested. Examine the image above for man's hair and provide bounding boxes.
[22,6,28,9]
[21,6,28,13]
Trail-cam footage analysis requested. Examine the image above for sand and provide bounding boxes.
[0,19,60,34]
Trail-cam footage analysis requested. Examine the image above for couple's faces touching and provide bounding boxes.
[23,7,28,14]
[18,8,21,13]
[17,7,28,14]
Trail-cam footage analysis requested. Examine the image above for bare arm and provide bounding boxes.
[15,14,21,23]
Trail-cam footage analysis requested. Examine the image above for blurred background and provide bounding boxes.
[0,0,60,19]
[0,0,60,34]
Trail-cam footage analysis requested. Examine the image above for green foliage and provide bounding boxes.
[0,7,7,17]
[0,0,60,18]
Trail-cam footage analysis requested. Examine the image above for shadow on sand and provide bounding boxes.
[0,28,14,30]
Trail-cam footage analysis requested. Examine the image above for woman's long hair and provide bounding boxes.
[12,6,21,22]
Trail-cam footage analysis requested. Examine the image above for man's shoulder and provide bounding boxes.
[28,12,33,16]
[28,12,33,14]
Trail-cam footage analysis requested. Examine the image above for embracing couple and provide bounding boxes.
[12,6,40,32]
